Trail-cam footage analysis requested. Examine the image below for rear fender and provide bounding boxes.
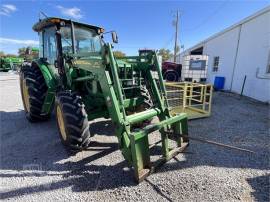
[32,60,57,89]
[32,60,57,114]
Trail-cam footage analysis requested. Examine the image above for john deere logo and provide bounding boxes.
[76,60,102,68]
[76,60,91,65]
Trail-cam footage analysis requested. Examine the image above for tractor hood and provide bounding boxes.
[115,59,132,68]
[73,57,132,71]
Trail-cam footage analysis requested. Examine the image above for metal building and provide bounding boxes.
[176,6,270,103]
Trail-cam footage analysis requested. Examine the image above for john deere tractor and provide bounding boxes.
[0,57,24,72]
[20,17,189,182]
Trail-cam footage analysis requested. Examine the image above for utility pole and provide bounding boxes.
[173,10,179,63]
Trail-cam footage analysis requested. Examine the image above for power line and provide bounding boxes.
[161,34,175,50]
[183,1,228,32]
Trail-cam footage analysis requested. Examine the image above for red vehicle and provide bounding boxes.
[162,61,182,82]
[138,49,181,82]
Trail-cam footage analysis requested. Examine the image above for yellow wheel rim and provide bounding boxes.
[56,105,67,141]
[22,79,30,112]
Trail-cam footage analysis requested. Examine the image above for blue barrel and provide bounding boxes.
[214,76,225,90]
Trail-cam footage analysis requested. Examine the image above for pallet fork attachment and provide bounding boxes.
[130,113,189,182]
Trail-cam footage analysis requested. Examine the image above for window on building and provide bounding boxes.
[213,56,219,72]
[267,51,270,73]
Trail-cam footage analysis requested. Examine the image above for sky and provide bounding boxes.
[0,0,269,55]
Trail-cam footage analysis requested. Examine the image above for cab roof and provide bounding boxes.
[32,17,104,32]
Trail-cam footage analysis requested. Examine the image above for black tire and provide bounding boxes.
[55,91,91,151]
[19,64,50,122]
[130,86,153,128]
[163,70,179,82]
[140,85,153,110]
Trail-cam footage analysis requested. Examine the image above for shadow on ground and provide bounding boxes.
[0,91,269,201]
[246,175,270,202]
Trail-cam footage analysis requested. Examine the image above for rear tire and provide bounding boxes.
[55,91,91,151]
[19,64,50,122]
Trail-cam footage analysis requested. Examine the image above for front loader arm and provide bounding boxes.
[100,45,189,182]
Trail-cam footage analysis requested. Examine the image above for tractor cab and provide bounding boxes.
[138,49,155,57]
[33,17,107,65]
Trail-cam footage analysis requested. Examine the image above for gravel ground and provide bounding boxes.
[0,72,269,201]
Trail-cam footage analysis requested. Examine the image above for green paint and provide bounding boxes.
[22,17,189,182]
[0,57,24,71]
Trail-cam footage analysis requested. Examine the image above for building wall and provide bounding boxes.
[231,11,270,102]
[203,26,240,90]
[174,8,270,102]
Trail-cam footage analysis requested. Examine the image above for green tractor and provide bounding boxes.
[19,17,189,182]
[0,57,24,72]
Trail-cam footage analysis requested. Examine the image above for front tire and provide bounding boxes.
[139,85,153,110]
[55,91,91,151]
[131,85,154,128]
[163,70,179,82]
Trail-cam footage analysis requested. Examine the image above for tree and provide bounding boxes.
[18,47,39,61]
[0,51,5,57]
[0,51,17,58]
[158,48,173,62]
[6,54,17,57]
[18,47,27,57]
[113,51,126,58]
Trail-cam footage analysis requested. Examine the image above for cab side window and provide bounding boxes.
[60,26,73,54]
[38,32,44,58]
[43,27,57,64]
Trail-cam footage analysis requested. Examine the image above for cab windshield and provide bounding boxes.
[60,25,102,56]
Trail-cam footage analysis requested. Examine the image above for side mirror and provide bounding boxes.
[111,31,118,44]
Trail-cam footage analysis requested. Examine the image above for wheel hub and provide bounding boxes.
[22,79,30,112]
[56,105,67,141]
[166,72,177,82]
